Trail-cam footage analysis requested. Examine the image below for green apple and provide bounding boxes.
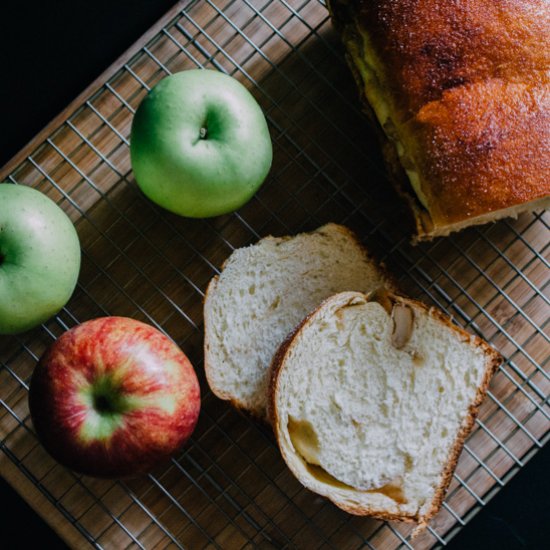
[130,69,273,218]
[0,184,81,334]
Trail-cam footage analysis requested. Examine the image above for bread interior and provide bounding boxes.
[204,225,389,418]
[275,293,489,517]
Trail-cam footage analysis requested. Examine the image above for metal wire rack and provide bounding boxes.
[1,1,548,548]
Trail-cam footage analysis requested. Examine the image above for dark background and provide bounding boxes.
[1,1,548,548]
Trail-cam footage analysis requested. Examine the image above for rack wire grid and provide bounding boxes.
[0,0,548,548]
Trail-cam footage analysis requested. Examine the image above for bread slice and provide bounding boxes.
[204,224,392,420]
[270,290,502,523]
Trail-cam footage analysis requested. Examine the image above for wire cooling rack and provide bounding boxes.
[1,1,548,548]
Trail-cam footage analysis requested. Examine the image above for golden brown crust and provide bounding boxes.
[328,0,550,238]
[406,79,550,226]
[270,289,503,522]
[349,0,549,118]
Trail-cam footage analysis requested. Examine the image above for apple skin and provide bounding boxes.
[130,69,273,218]
[29,317,201,478]
[0,183,81,335]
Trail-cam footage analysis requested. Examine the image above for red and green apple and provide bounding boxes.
[0,183,81,334]
[29,317,201,478]
[130,69,273,218]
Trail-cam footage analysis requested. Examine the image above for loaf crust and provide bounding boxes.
[269,290,502,523]
[327,0,550,240]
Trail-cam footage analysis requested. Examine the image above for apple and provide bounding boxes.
[0,183,81,335]
[29,317,201,478]
[130,69,273,218]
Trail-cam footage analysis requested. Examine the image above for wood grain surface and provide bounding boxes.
[1,1,548,548]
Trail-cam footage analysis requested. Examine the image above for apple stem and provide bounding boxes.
[199,127,208,140]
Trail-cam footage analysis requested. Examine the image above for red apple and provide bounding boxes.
[29,317,200,478]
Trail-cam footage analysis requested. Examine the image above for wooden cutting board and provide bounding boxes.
[1,1,548,548]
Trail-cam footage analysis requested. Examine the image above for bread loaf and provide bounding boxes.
[327,0,550,240]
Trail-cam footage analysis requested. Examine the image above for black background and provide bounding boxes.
[1,1,549,548]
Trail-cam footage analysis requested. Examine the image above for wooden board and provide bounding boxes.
[1,1,548,548]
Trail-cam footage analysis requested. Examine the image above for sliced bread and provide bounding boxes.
[204,224,392,419]
[269,290,502,523]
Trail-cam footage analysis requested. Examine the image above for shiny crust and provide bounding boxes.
[269,290,502,522]
[406,79,550,227]
[328,0,550,238]
[344,0,549,118]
